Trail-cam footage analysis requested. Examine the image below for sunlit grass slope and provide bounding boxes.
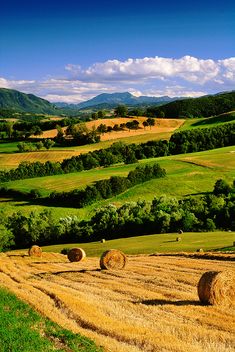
[0,287,102,352]
[41,231,235,256]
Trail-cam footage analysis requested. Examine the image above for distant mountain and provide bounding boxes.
[146,91,235,118]
[0,88,60,114]
[55,92,179,110]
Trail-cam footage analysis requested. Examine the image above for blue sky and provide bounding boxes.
[0,0,235,102]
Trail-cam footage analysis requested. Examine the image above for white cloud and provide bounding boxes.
[1,55,235,103]
[0,78,10,88]
[67,55,223,84]
[220,57,235,81]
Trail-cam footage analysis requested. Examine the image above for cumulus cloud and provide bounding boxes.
[66,55,231,84]
[1,55,235,102]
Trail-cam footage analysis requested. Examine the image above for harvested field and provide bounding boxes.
[0,252,234,352]
[32,118,184,140]
[0,150,82,168]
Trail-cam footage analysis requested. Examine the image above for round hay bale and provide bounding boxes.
[176,237,181,242]
[197,248,204,253]
[233,241,235,247]
[100,249,127,270]
[28,245,42,257]
[198,271,235,305]
[67,248,86,262]
[101,239,106,243]
[178,229,183,234]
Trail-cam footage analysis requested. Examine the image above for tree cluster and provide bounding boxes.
[169,122,235,154]
[58,123,100,146]
[0,118,78,141]
[49,163,166,207]
[17,139,55,152]
[1,179,234,250]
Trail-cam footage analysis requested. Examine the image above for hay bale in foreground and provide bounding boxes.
[28,245,42,257]
[198,271,235,305]
[67,248,86,262]
[100,249,127,270]
[176,237,181,242]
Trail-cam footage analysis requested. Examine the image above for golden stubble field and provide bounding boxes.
[33,117,184,141]
[0,252,234,352]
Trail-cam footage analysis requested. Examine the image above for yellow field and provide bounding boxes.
[0,252,234,352]
[32,117,184,141]
[0,150,82,169]
[0,118,184,169]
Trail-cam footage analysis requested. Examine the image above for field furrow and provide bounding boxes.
[0,252,234,352]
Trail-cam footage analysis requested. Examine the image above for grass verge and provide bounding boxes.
[0,287,102,352]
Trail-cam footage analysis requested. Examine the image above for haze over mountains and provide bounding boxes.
[0,88,180,114]
[55,92,178,110]
[0,88,234,118]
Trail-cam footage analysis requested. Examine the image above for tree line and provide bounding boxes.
[146,91,235,118]
[0,117,79,140]
[1,179,234,250]
[48,163,166,207]
[0,122,234,183]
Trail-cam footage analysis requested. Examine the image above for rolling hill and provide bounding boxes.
[0,89,178,115]
[147,90,235,118]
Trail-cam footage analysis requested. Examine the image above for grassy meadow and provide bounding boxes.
[1,145,234,220]
[41,231,235,256]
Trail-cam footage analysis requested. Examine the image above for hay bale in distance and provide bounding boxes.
[100,249,127,270]
[178,229,183,234]
[198,270,235,305]
[197,248,204,253]
[176,237,181,242]
[67,248,86,262]
[28,245,42,257]
[101,239,106,243]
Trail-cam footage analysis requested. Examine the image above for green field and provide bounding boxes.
[0,141,21,153]
[40,231,235,256]
[1,145,235,220]
[3,145,235,196]
[0,122,175,157]
[0,288,102,352]
[1,112,235,221]
[179,111,235,130]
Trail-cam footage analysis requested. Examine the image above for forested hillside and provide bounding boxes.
[146,91,235,118]
[0,88,60,114]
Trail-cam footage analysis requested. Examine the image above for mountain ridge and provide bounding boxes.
[55,92,179,110]
[0,88,60,114]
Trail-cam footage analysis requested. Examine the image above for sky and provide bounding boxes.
[0,0,235,103]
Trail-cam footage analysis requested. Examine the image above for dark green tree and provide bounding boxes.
[43,139,55,150]
[114,105,128,117]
